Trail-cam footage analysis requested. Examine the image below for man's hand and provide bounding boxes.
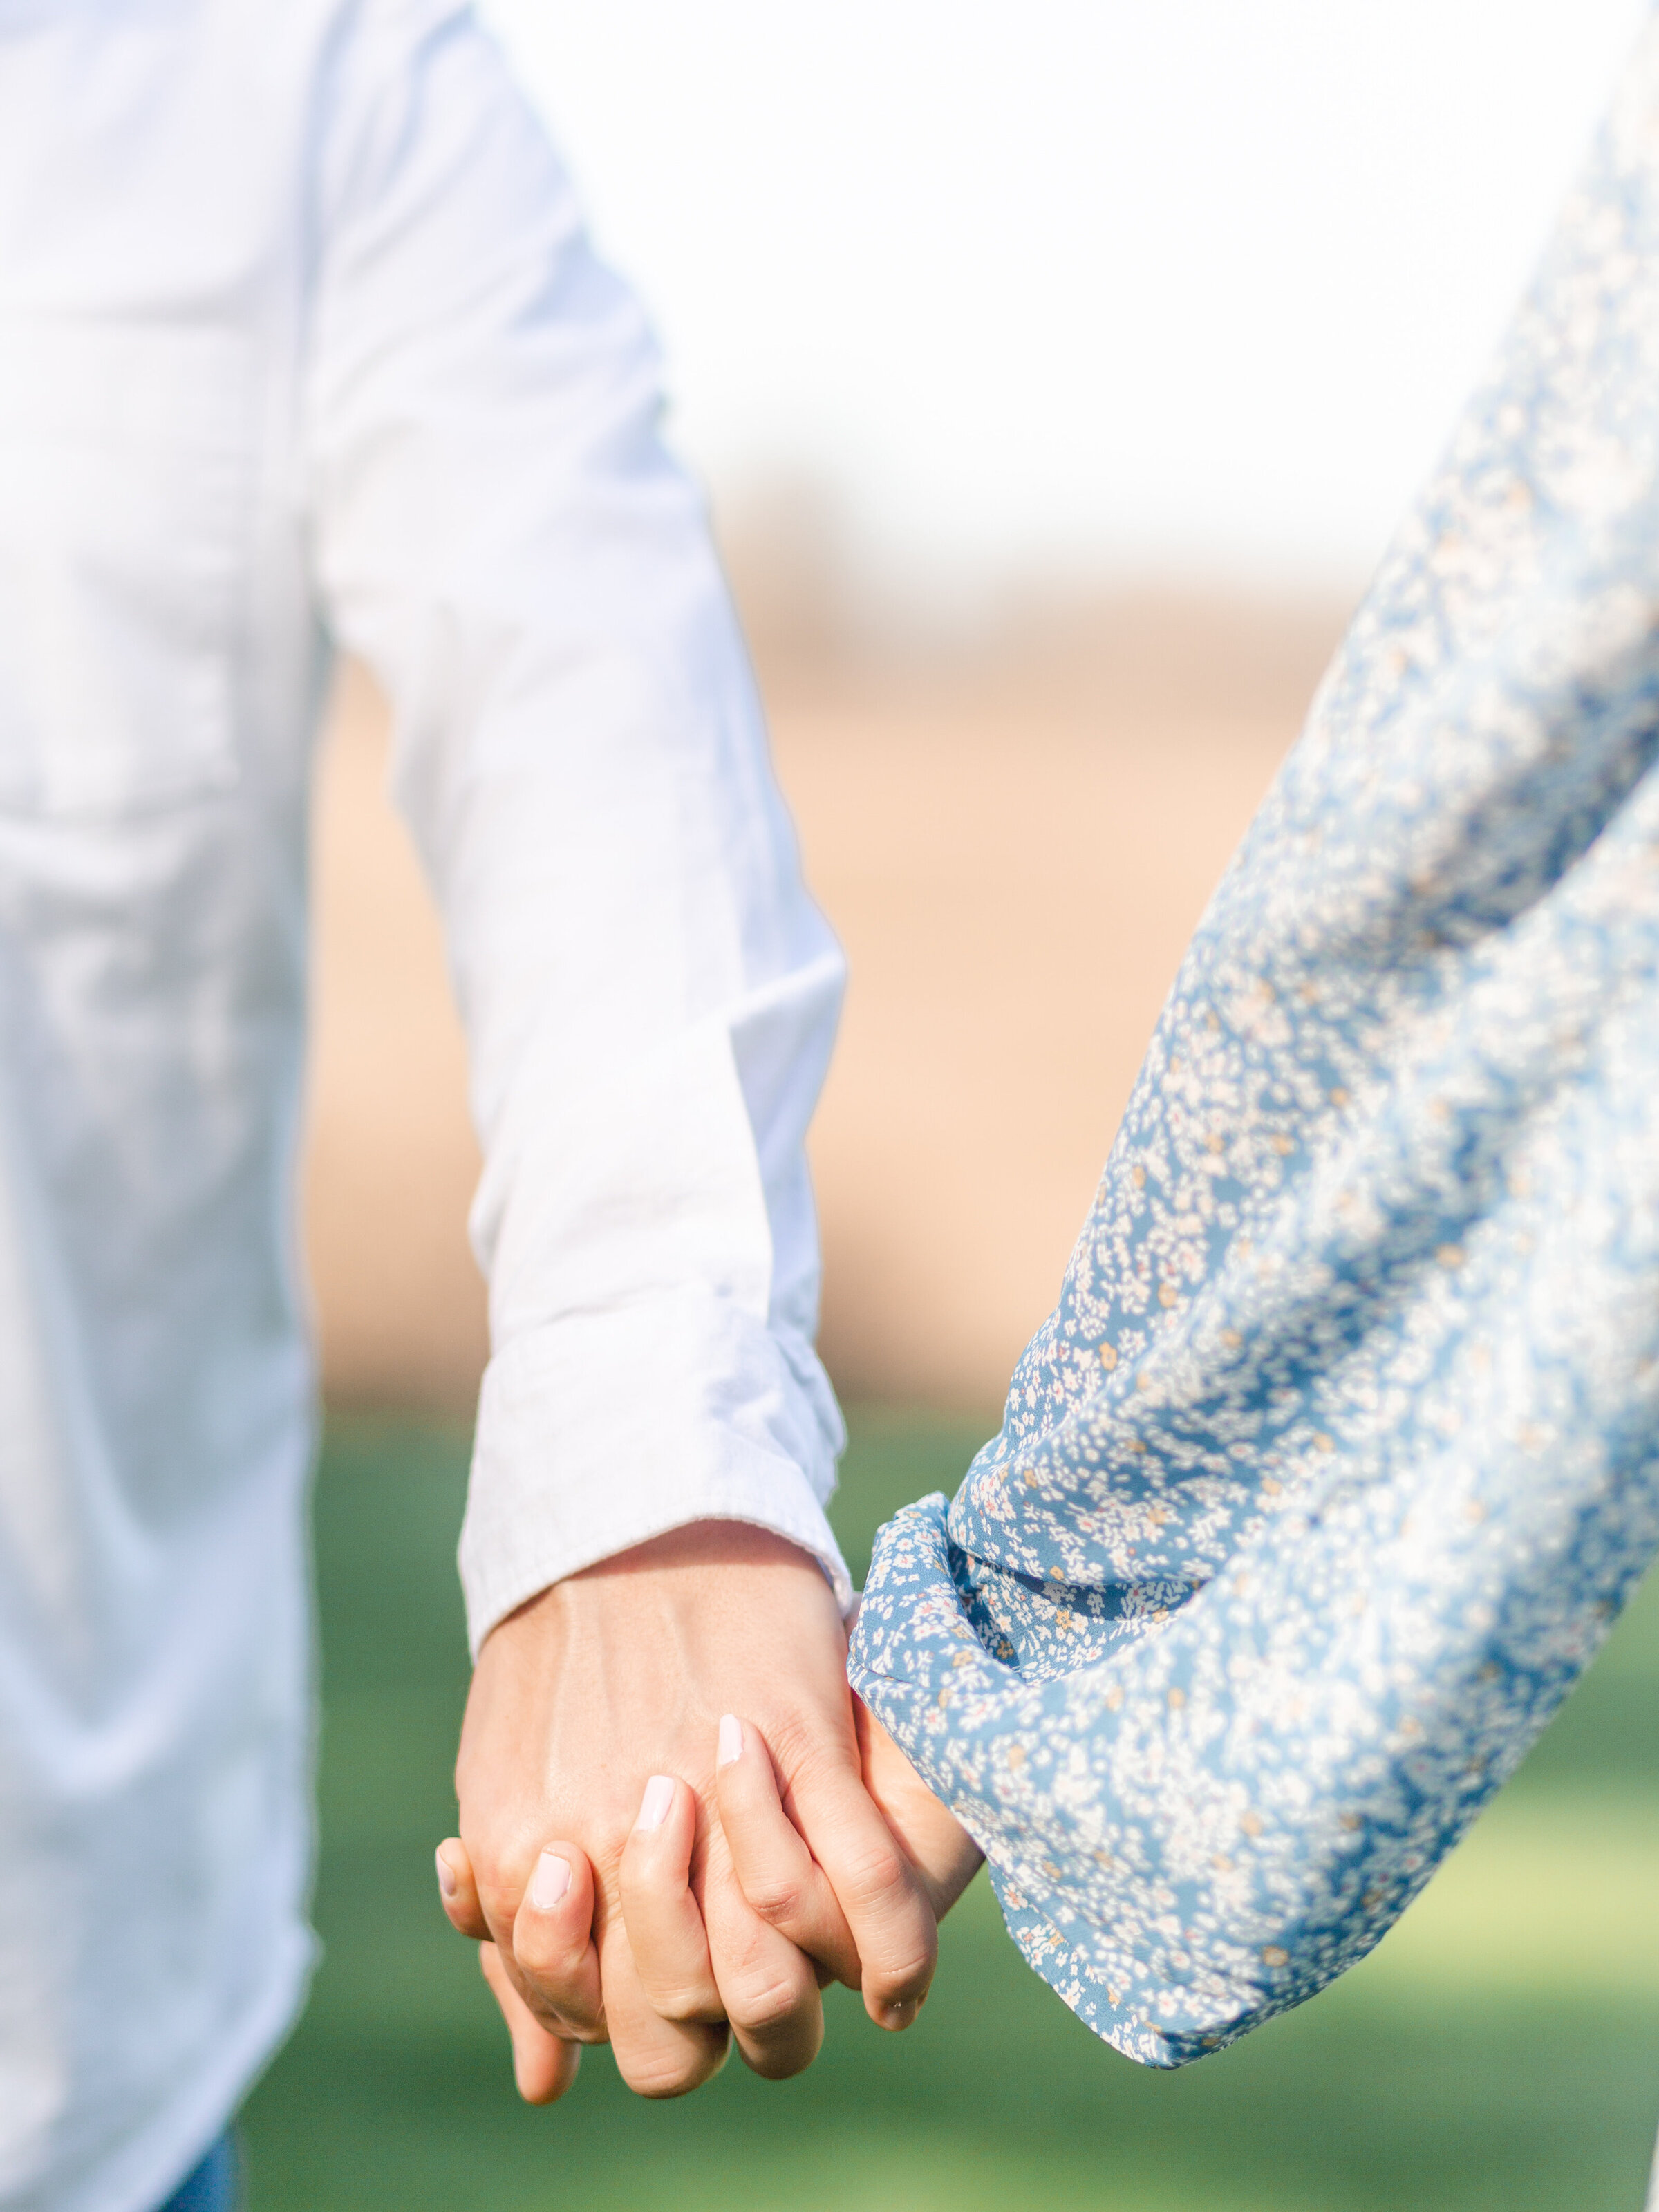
[445,1521,939,2099]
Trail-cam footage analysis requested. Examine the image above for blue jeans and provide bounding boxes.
[156,2134,238,2212]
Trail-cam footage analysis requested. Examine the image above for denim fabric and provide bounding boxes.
[156,2135,238,2212]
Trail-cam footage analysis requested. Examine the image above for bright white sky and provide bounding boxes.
[484,0,1653,594]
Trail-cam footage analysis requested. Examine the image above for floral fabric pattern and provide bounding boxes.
[848,20,1659,2068]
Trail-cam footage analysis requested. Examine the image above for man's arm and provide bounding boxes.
[301,0,934,2091]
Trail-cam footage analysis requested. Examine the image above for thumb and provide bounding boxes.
[435,1835,491,1940]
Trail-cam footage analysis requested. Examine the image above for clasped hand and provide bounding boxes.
[434,1523,982,2101]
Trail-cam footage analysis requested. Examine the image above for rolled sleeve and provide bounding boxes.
[462,1293,848,1653]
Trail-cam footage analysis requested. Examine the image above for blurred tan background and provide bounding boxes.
[301,544,1345,1420]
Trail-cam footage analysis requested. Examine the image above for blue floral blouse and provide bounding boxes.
[848,21,1659,2068]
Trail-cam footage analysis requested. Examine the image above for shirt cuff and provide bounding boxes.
[457,1289,851,1656]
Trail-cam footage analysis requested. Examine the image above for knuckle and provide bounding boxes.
[619,2034,725,2100]
[741,2029,821,2081]
[536,1976,602,2025]
[513,1920,577,1978]
[743,1872,807,1930]
[772,1731,857,1802]
[867,1947,935,2004]
[519,1976,596,2036]
[621,2056,700,2100]
[841,1841,912,1913]
[516,1963,601,2034]
[639,1977,718,2025]
[466,1845,517,1920]
[727,1968,813,2038]
[520,1992,569,2036]
[762,1710,827,1774]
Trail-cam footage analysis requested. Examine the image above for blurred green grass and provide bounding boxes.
[241,1411,1659,2211]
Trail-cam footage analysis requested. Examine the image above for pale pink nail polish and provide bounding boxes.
[717,1714,742,1768]
[635,1774,675,1832]
[530,1850,571,1912]
[435,1846,458,1900]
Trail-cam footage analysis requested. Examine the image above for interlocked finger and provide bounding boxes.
[597,1900,731,2099]
[700,1821,825,2080]
[713,1715,860,1987]
[783,1737,939,2032]
[617,1773,723,2023]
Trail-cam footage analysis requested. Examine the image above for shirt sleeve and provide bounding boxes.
[301,0,850,1653]
[850,19,1659,2065]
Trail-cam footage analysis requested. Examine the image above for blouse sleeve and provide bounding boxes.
[850,17,1659,2067]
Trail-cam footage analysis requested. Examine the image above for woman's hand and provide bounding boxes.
[713,1692,982,1959]
[851,1694,984,1920]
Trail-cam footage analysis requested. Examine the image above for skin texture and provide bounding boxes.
[848,1688,984,1922]
[445,1521,964,2099]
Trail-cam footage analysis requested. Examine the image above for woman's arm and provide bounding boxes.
[851,13,1659,2066]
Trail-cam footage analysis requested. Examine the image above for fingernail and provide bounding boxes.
[529,1850,571,1912]
[718,1714,743,1768]
[879,1998,919,2032]
[435,1846,458,1900]
[635,1774,675,1833]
